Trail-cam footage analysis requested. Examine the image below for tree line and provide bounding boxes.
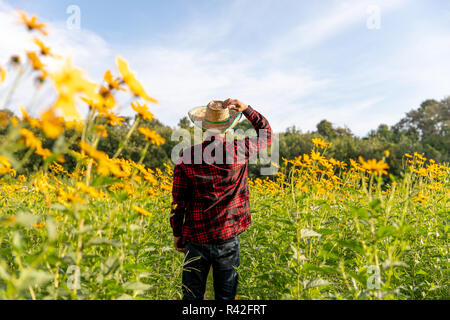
[1,97,448,179]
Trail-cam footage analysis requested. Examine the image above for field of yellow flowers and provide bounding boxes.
[0,11,449,300]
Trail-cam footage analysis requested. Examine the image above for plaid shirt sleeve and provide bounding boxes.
[169,161,190,237]
[243,105,272,159]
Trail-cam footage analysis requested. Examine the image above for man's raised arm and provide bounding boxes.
[223,99,272,159]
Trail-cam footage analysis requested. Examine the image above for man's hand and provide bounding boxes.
[174,236,185,253]
[223,98,248,113]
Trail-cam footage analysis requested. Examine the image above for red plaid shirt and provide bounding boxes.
[170,106,272,243]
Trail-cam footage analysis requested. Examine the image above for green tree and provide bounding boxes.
[317,120,337,139]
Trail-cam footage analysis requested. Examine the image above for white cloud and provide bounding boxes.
[266,0,408,59]
[0,0,330,132]
[0,1,111,72]
[111,0,416,135]
[1,0,448,138]
[0,0,112,116]
[122,46,328,132]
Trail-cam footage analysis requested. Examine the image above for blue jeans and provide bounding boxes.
[182,236,240,300]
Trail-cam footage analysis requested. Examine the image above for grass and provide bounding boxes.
[0,150,448,300]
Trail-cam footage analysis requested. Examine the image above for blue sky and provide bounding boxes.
[1,0,449,135]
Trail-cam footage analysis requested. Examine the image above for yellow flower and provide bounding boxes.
[80,142,108,162]
[0,67,6,83]
[98,86,117,109]
[303,154,311,163]
[21,107,41,129]
[414,192,429,203]
[35,146,52,159]
[311,150,326,162]
[70,149,89,162]
[49,162,65,174]
[79,142,128,178]
[27,52,46,70]
[0,111,8,128]
[132,205,152,217]
[9,117,19,127]
[34,38,54,56]
[132,102,154,122]
[384,150,390,157]
[40,107,64,139]
[35,69,48,86]
[104,70,124,91]
[416,167,427,177]
[19,128,54,159]
[0,156,12,175]
[95,125,108,138]
[18,11,48,36]
[358,156,389,175]
[64,119,84,132]
[76,182,106,199]
[9,168,17,177]
[102,111,125,126]
[33,223,46,229]
[19,128,42,149]
[116,56,158,103]
[50,59,99,120]
[312,138,332,149]
[82,86,116,113]
[138,127,165,146]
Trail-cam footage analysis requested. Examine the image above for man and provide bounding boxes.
[170,98,272,300]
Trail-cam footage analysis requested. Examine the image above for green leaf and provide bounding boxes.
[123,281,151,291]
[85,238,122,247]
[318,228,334,236]
[350,206,370,220]
[103,257,121,275]
[369,199,382,211]
[303,263,339,274]
[382,259,407,269]
[46,218,57,242]
[346,270,367,285]
[123,263,148,273]
[50,203,67,211]
[376,225,397,239]
[16,269,53,290]
[113,192,129,202]
[43,153,59,166]
[290,244,308,262]
[0,262,11,281]
[303,278,331,289]
[415,269,427,276]
[318,249,339,261]
[337,240,364,255]
[92,176,118,187]
[15,211,39,228]
[12,231,24,251]
[301,228,321,238]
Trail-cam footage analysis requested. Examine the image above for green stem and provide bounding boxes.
[1,64,30,108]
[113,117,140,159]
[138,140,151,165]
[85,134,101,186]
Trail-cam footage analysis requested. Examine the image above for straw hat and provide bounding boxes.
[188,100,242,133]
